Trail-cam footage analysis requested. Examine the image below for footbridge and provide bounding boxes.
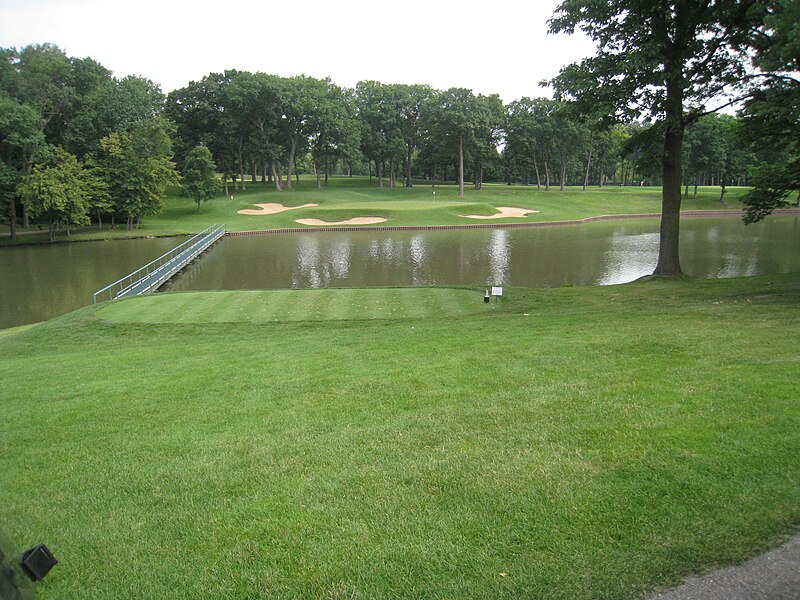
[93,224,225,304]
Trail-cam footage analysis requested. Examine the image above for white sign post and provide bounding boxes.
[491,286,503,303]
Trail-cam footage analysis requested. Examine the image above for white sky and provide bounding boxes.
[0,0,597,102]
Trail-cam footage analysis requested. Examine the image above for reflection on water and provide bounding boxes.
[170,216,800,294]
[487,229,511,286]
[599,231,659,285]
[3,216,799,328]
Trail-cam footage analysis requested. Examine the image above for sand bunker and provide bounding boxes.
[237,202,319,215]
[461,206,540,219]
[296,217,387,226]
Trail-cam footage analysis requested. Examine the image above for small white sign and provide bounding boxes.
[491,286,503,296]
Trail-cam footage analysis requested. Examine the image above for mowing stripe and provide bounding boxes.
[97,288,496,324]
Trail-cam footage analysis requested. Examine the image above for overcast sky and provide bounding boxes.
[0,0,597,101]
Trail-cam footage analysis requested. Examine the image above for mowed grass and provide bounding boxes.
[98,288,496,323]
[0,177,751,244]
[2,275,799,598]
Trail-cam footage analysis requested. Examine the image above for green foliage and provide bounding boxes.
[18,147,103,240]
[740,3,800,222]
[95,117,179,228]
[181,144,218,211]
[65,75,164,159]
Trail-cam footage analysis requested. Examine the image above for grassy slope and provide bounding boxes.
[1,275,798,598]
[0,178,749,244]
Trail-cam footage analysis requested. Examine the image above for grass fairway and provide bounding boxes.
[98,288,497,323]
[0,178,751,244]
[2,275,799,598]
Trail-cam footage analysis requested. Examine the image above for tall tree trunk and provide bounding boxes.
[22,203,29,229]
[238,138,246,191]
[49,220,56,243]
[261,161,267,184]
[653,75,684,277]
[271,162,282,191]
[286,135,298,191]
[458,134,465,197]
[325,156,329,185]
[250,158,257,183]
[315,159,321,189]
[96,209,103,230]
[583,137,594,190]
[560,160,567,191]
[8,195,17,240]
[377,160,383,188]
[544,157,550,191]
[533,152,541,191]
[405,143,413,187]
[719,180,727,203]
[389,158,395,189]
[223,173,229,196]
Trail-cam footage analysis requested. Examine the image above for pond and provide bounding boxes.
[2,216,799,329]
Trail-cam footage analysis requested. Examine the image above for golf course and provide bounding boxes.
[2,263,798,597]
[0,179,755,245]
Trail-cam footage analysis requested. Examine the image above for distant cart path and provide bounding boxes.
[649,533,800,600]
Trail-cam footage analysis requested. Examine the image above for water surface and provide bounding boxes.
[2,216,798,329]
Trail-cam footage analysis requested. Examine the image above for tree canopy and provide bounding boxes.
[549,0,769,276]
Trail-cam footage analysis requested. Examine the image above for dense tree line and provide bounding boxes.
[2,0,797,250]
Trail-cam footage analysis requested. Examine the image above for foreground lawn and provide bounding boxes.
[0,178,750,244]
[2,274,799,598]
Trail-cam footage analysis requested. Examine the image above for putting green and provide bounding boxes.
[96,288,500,323]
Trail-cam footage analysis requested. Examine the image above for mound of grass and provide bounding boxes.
[1,275,798,598]
[98,288,497,323]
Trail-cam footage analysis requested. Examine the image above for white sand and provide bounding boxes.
[461,206,540,219]
[296,217,388,226]
[237,202,319,215]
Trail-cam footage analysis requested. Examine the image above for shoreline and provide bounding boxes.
[3,208,800,245]
[225,208,800,237]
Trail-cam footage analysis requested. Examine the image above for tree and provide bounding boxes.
[740,1,800,222]
[182,144,218,211]
[308,82,360,189]
[393,84,432,187]
[66,75,163,159]
[550,1,767,276]
[429,88,484,196]
[95,117,179,228]
[356,80,397,188]
[0,95,46,239]
[278,75,329,190]
[18,147,104,241]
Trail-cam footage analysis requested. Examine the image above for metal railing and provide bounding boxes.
[93,224,225,304]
